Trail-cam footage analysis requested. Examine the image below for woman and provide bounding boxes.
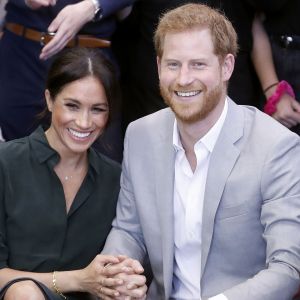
[0,47,146,300]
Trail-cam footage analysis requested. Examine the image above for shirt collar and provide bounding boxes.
[173,97,228,153]
[29,126,101,180]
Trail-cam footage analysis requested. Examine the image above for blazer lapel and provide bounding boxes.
[154,109,176,298]
[201,100,244,277]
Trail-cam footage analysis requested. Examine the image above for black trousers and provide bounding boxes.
[0,278,61,300]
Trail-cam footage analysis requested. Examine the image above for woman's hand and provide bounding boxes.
[77,254,125,298]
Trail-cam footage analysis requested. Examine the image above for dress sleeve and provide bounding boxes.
[0,157,8,269]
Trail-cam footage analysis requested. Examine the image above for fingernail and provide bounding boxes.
[117,279,123,285]
[114,292,120,296]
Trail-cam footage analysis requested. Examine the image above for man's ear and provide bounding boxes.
[222,53,235,81]
[45,89,53,112]
[157,56,162,80]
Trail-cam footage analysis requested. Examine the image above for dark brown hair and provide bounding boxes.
[42,47,120,125]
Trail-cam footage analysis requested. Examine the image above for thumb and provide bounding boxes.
[291,99,300,113]
[47,13,62,33]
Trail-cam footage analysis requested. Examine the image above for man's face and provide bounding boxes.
[157,28,233,124]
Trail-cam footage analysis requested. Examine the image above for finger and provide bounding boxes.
[278,119,293,128]
[117,254,128,261]
[126,275,147,289]
[123,284,148,298]
[48,12,64,33]
[25,0,50,9]
[272,113,294,128]
[98,286,120,298]
[101,276,124,287]
[40,36,67,60]
[129,259,144,274]
[102,263,134,276]
[98,255,122,265]
[121,258,144,274]
[281,116,298,127]
[291,99,300,113]
[278,118,294,127]
[289,111,300,123]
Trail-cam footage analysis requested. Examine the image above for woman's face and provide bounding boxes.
[45,75,109,156]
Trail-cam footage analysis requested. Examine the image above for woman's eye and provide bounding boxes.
[92,107,108,113]
[65,103,78,110]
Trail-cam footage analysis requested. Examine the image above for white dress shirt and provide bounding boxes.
[171,99,229,300]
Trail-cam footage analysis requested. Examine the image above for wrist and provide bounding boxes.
[72,267,92,293]
[264,80,295,115]
[81,0,96,22]
[88,0,103,22]
[263,82,279,95]
[264,85,278,99]
[52,271,67,299]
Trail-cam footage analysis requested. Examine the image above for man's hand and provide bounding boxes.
[272,94,300,128]
[102,256,147,300]
[39,0,95,60]
[25,0,56,10]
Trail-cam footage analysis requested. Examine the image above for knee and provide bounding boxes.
[4,280,45,300]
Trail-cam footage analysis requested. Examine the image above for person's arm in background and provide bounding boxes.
[251,13,300,127]
[0,0,8,35]
[27,0,136,60]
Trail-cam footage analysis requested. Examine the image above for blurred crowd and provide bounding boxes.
[0,0,299,161]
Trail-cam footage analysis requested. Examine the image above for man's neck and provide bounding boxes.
[177,98,226,171]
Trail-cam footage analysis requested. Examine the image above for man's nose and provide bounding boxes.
[176,65,194,86]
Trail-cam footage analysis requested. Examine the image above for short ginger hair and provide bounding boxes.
[154,3,238,60]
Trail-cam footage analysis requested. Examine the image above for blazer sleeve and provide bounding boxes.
[223,135,300,300]
[99,0,136,19]
[102,125,147,263]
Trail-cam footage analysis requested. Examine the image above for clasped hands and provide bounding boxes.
[79,254,147,300]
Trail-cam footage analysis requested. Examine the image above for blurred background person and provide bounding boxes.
[0,0,7,29]
[251,0,300,134]
[0,0,135,161]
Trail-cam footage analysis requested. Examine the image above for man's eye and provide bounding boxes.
[193,62,204,68]
[167,62,178,69]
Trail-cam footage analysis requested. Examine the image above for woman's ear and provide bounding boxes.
[45,90,53,112]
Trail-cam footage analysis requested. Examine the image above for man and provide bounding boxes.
[115,0,260,131]
[103,4,300,299]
